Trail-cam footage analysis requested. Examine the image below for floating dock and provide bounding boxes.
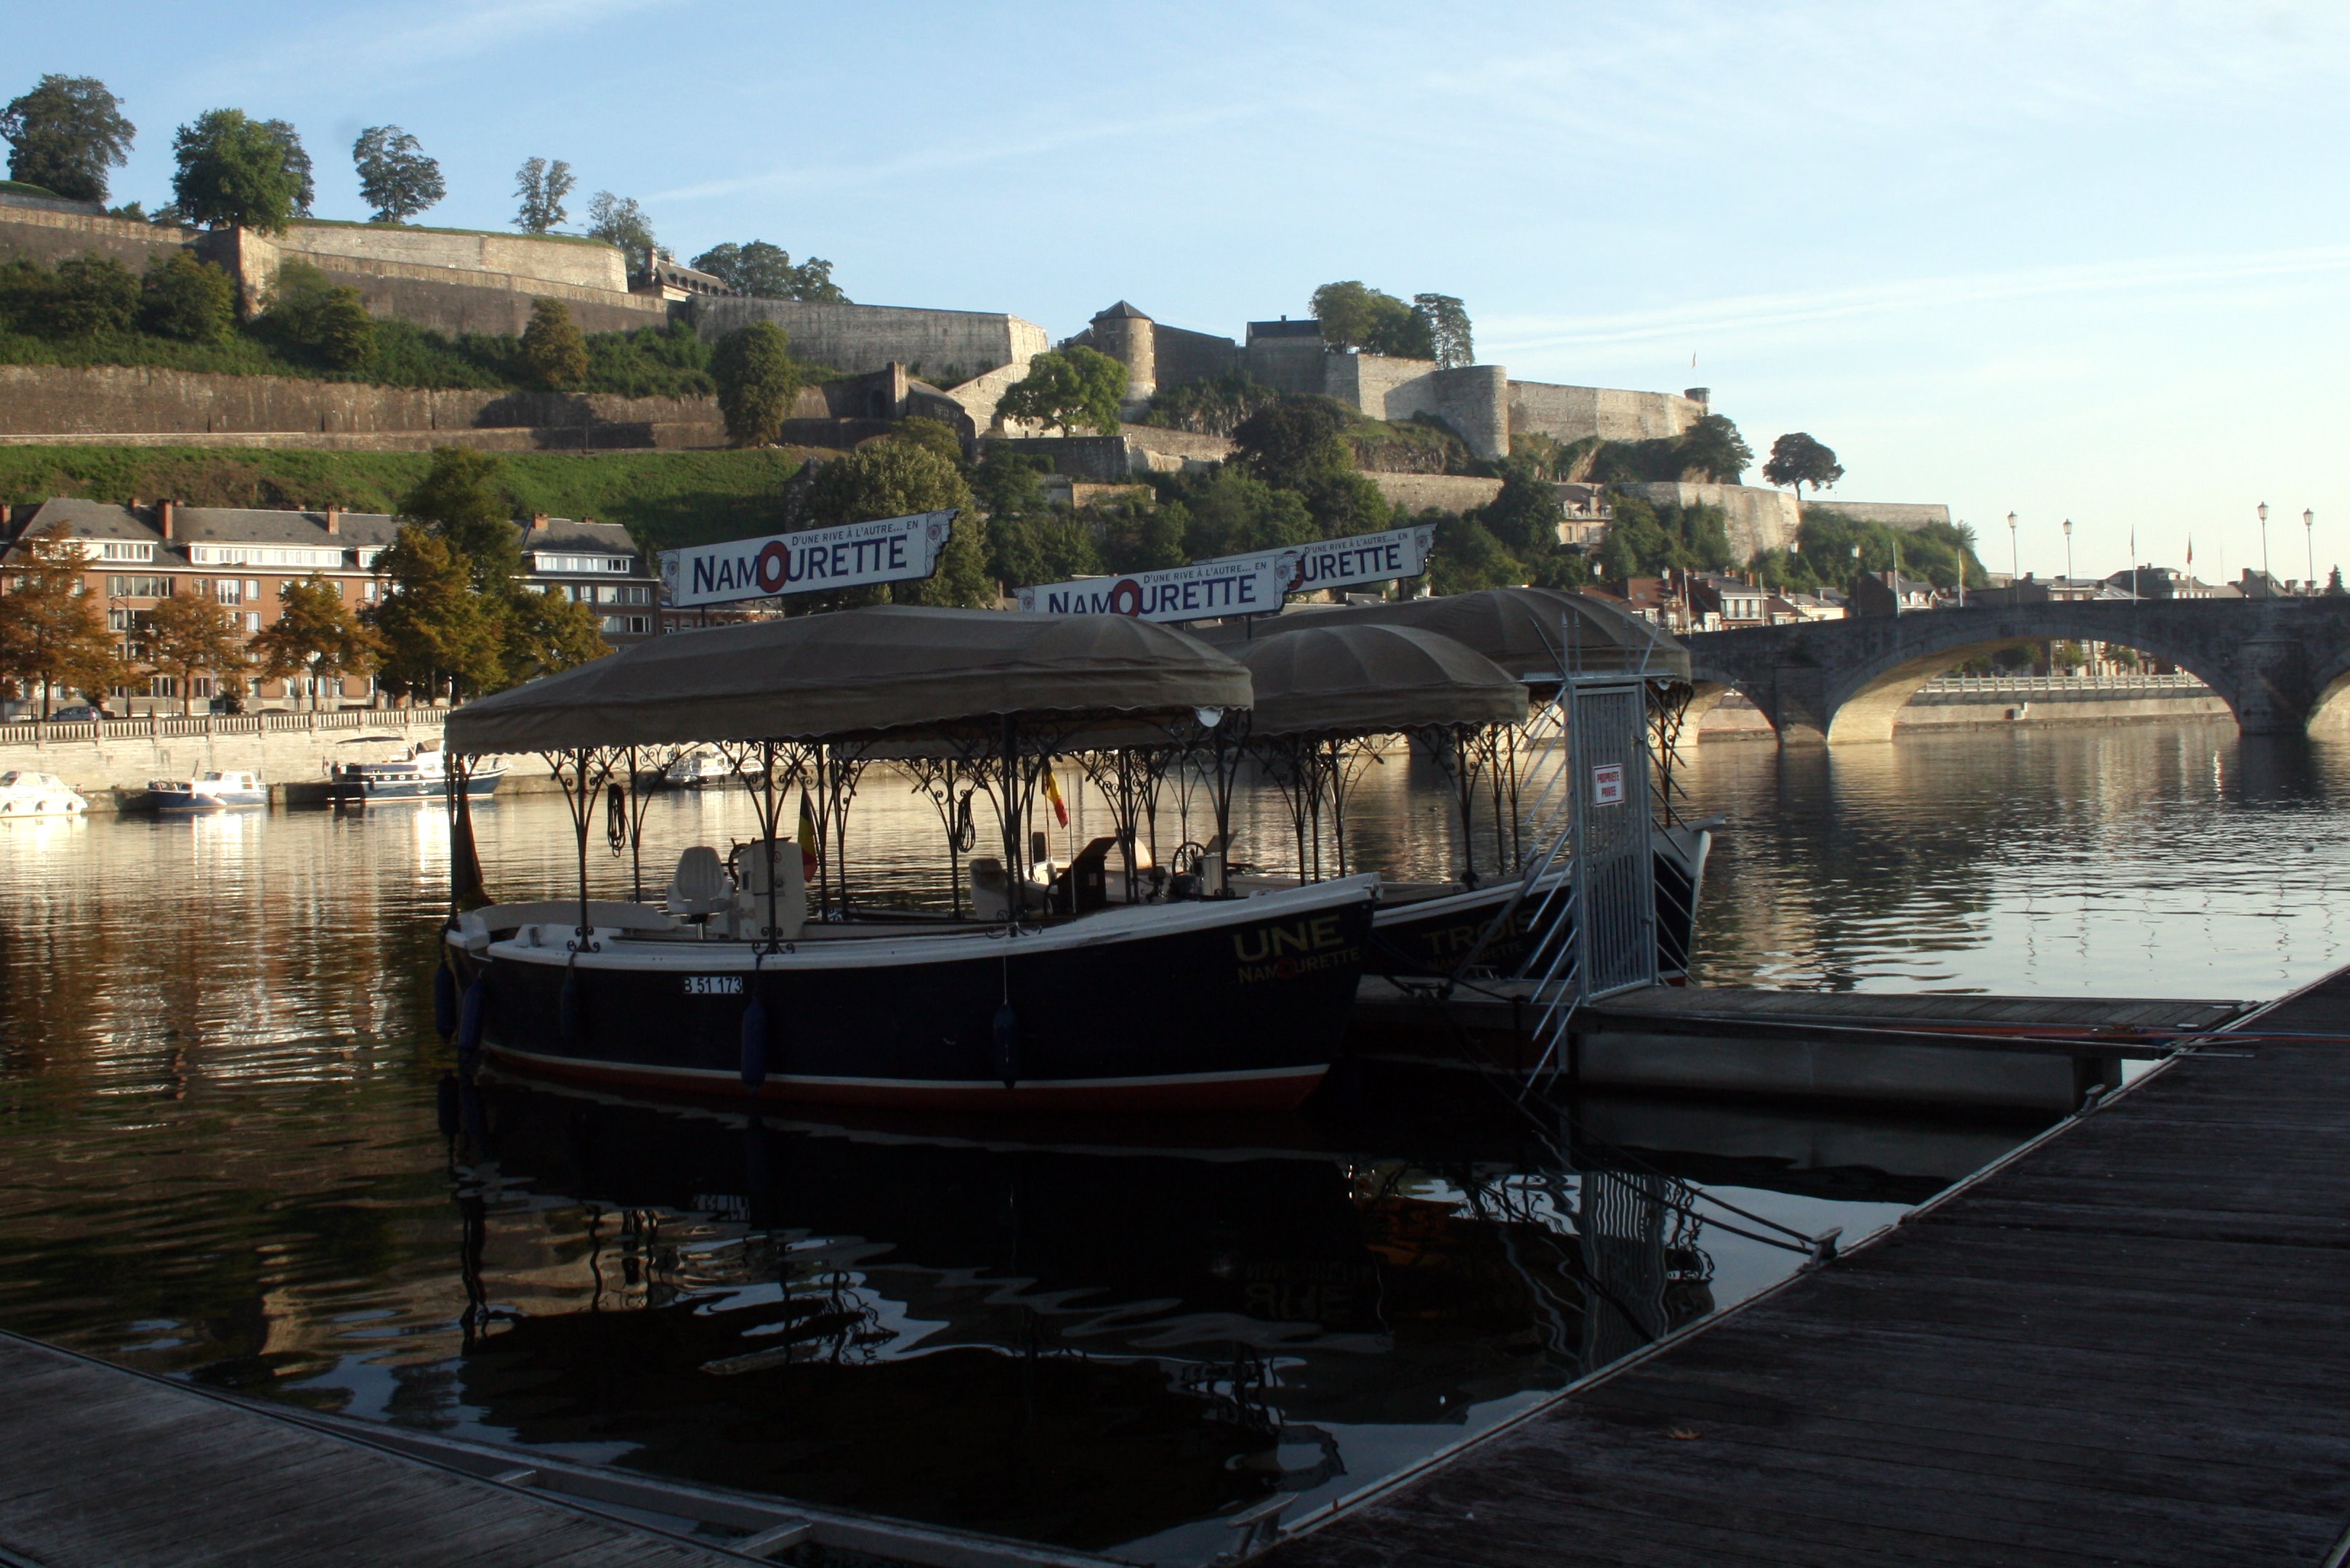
[1268,963,2350,1567]
[1349,978,2249,1113]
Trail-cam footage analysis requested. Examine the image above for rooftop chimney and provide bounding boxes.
[158,499,176,540]
[323,506,342,536]
[530,512,551,533]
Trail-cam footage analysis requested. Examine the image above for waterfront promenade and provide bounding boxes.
[1264,964,2350,1567]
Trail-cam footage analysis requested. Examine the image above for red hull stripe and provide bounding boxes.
[482,1043,1329,1113]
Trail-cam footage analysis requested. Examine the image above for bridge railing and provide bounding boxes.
[1,707,449,748]
[1916,671,2212,695]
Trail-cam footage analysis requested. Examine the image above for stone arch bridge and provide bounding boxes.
[1684,598,2350,745]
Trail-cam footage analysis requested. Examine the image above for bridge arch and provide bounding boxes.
[2309,645,2350,737]
[1820,613,2244,745]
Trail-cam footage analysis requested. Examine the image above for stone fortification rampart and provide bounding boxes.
[1620,482,1800,559]
[0,363,720,445]
[0,203,191,272]
[1806,500,1953,530]
[1326,356,1510,459]
[211,227,663,336]
[1150,323,1241,387]
[695,298,1049,382]
[1509,381,1704,444]
[1368,472,1505,514]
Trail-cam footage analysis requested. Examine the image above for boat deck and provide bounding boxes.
[1264,963,2350,1567]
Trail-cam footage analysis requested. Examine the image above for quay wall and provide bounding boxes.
[1695,684,2234,740]
[0,709,553,807]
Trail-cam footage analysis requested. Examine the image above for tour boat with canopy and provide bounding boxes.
[1196,586,1715,980]
[437,606,1378,1112]
[330,740,503,804]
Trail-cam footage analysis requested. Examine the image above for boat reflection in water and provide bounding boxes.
[442,1071,2007,1562]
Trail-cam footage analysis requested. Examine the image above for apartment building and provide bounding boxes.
[1,498,658,711]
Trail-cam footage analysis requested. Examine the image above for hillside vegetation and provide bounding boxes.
[0,444,807,551]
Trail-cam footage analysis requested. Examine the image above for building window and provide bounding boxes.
[600,614,653,635]
[533,552,636,574]
[187,545,343,570]
[246,579,260,600]
[215,579,243,605]
[108,575,174,598]
[99,541,155,562]
[244,612,260,633]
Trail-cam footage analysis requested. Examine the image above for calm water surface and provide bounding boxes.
[0,718,2343,1561]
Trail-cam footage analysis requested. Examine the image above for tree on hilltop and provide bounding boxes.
[1763,432,1844,498]
[140,251,236,342]
[996,347,1127,437]
[520,296,588,389]
[1413,293,1474,368]
[711,322,801,446]
[261,119,313,215]
[804,440,988,607]
[352,126,445,224]
[1678,414,1753,484]
[0,524,125,716]
[1231,395,1349,488]
[691,241,847,302]
[261,260,374,368]
[513,157,575,233]
[171,108,304,231]
[586,191,658,273]
[1,75,134,203]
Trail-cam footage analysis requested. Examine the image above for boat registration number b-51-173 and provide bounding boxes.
[684,975,746,995]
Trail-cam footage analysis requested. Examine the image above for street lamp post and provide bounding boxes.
[2062,518,2073,589]
[2007,512,2019,584]
[2258,501,2270,594]
[2306,509,2316,594]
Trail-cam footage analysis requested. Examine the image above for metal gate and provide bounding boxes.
[1567,676,1657,1000]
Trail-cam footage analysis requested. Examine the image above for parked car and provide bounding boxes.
[45,706,107,723]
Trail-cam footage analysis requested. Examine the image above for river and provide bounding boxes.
[0,716,2341,1562]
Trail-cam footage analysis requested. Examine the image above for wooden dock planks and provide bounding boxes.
[0,1332,752,1568]
[1267,966,2350,1567]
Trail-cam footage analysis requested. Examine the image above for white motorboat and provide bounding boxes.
[331,741,504,804]
[148,771,266,811]
[662,748,761,790]
[0,770,89,817]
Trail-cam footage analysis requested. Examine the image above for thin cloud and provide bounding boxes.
[1483,247,2350,354]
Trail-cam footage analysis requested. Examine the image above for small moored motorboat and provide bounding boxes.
[0,770,89,817]
[148,770,265,811]
[331,740,502,804]
[661,746,760,791]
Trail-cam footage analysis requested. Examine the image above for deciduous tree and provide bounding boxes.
[0,525,124,716]
[1412,293,1474,368]
[171,108,303,231]
[141,591,246,715]
[519,296,588,389]
[1677,414,1753,484]
[262,260,374,368]
[585,191,657,273]
[500,586,609,684]
[512,156,574,234]
[1763,432,1844,498]
[1310,281,1434,359]
[139,251,236,342]
[711,322,801,446]
[1231,396,1349,488]
[690,240,847,302]
[351,125,445,224]
[995,347,1127,436]
[804,439,987,607]
[366,526,505,702]
[250,573,379,709]
[401,446,520,591]
[0,75,134,203]
[48,256,137,335]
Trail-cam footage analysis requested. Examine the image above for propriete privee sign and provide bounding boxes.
[659,511,957,608]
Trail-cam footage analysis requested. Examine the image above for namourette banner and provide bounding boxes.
[1227,523,1436,597]
[659,511,957,608]
[1014,524,1434,625]
[1016,556,1288,623]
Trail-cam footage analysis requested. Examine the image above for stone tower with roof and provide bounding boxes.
[1087,301,1156,403]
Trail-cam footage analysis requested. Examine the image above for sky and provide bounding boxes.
[14,0,2350,582]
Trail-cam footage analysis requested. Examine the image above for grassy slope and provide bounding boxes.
[0,445,807,551]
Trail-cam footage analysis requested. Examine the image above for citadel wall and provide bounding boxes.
[1804,501,1954,530]
[695,298,1049,382]
[1618,482,1801,559]
[1509,381,1705,444]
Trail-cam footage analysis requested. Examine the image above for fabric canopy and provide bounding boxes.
[1199,586,1689,682]
[446,605,1253,754]
[1239,625,1528,738]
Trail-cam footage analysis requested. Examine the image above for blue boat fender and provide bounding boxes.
[740,994,770,1091]
[458,975,488,1061]
[993,1003,1019,1089]
[432,958,459,1038]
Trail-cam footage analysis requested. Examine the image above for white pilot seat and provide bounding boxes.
[730,838,808,942]
[968,857,1049,921]
[665,845,734,934]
